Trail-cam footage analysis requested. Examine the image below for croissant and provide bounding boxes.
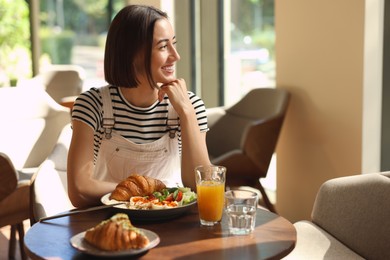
[84,213,149,251]
[110,174,166,201]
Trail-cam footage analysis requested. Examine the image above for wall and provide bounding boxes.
[275,0,366,222]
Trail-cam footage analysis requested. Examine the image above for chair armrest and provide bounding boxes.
[206,107,226,129]
[0,153,18,202]
[284,220,364,260]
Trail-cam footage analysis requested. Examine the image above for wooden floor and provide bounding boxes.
[0,220,31,260]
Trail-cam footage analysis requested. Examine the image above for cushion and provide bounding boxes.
[283,221,364,260]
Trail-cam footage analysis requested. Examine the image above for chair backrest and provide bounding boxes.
[30,124,74,225]
[0,86,70,170]
[227,88,289,119]
[18,64,85,104]
[312,172,390,260]
[40,65,85,103]
[207,88,290,175]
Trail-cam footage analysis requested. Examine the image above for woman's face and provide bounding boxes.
[150,18,180,84]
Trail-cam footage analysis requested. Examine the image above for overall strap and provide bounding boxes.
[166,100,179,139]
[100,86,115,139]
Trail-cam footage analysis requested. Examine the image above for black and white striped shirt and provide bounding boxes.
[71,85,208,162]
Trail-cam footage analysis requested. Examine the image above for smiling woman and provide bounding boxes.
[67,4,211,209]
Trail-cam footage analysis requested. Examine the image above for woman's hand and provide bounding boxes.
[158,78,192,116]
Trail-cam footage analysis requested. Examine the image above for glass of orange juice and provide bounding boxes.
[195,165,226,226]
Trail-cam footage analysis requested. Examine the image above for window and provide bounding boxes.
[224,0,275,105]
[223,0,276,193]
[0,0,31,86]
[38,0,127,89]
[37,0,174,90]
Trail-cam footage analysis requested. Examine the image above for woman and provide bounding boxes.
[67,5,210,208]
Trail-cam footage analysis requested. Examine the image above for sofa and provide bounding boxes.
[284,172,390,260]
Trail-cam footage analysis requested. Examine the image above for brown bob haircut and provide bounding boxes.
[104,5,168,88]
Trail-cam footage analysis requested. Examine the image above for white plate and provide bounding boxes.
[101,193,197,220]
[70,229,160,257]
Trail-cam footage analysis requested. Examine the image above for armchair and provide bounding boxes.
[284,172,390,259]
[206,88,290,212]
[0,86,70,171]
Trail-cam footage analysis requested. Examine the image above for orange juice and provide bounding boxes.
[197,181,225,222]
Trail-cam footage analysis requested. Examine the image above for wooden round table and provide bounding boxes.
[24,205,296,259]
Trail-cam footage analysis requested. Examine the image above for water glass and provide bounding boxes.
[195,165,226,226]
[225,190,258,235]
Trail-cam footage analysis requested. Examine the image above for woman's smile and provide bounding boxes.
[162,64,175,74]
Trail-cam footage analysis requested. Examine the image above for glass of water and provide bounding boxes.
[225,190,258,235]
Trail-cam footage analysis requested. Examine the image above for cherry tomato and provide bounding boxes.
[165,193,174,202]
[175,191,183,202]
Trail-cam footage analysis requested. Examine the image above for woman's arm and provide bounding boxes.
[67,120,117,208]
[159,79,211,191]
[179,111,210,191]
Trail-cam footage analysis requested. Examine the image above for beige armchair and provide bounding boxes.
[206,88,290,212]
[30,124,74,225]
[284,172,390,260]
[0,86,70,172]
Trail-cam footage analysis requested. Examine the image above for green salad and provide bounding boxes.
[150,187,197,206]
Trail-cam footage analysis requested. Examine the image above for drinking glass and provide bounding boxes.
[195,165,226,226]
[225,190,258,235]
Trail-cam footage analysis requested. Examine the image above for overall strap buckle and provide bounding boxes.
[166,118,179,139]
[103,118,115,139]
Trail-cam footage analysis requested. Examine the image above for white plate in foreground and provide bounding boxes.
[70,229,160,257]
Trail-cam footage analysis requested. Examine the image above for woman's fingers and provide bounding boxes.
[158,79,191,114]
[159,79,187,100]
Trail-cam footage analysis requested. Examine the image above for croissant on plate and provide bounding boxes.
[110,174,166,201]
[84,213,149,251]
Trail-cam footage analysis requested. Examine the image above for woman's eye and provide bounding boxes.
[158,41,177,50]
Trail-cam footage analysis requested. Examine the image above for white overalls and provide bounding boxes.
[92,86,182,187]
